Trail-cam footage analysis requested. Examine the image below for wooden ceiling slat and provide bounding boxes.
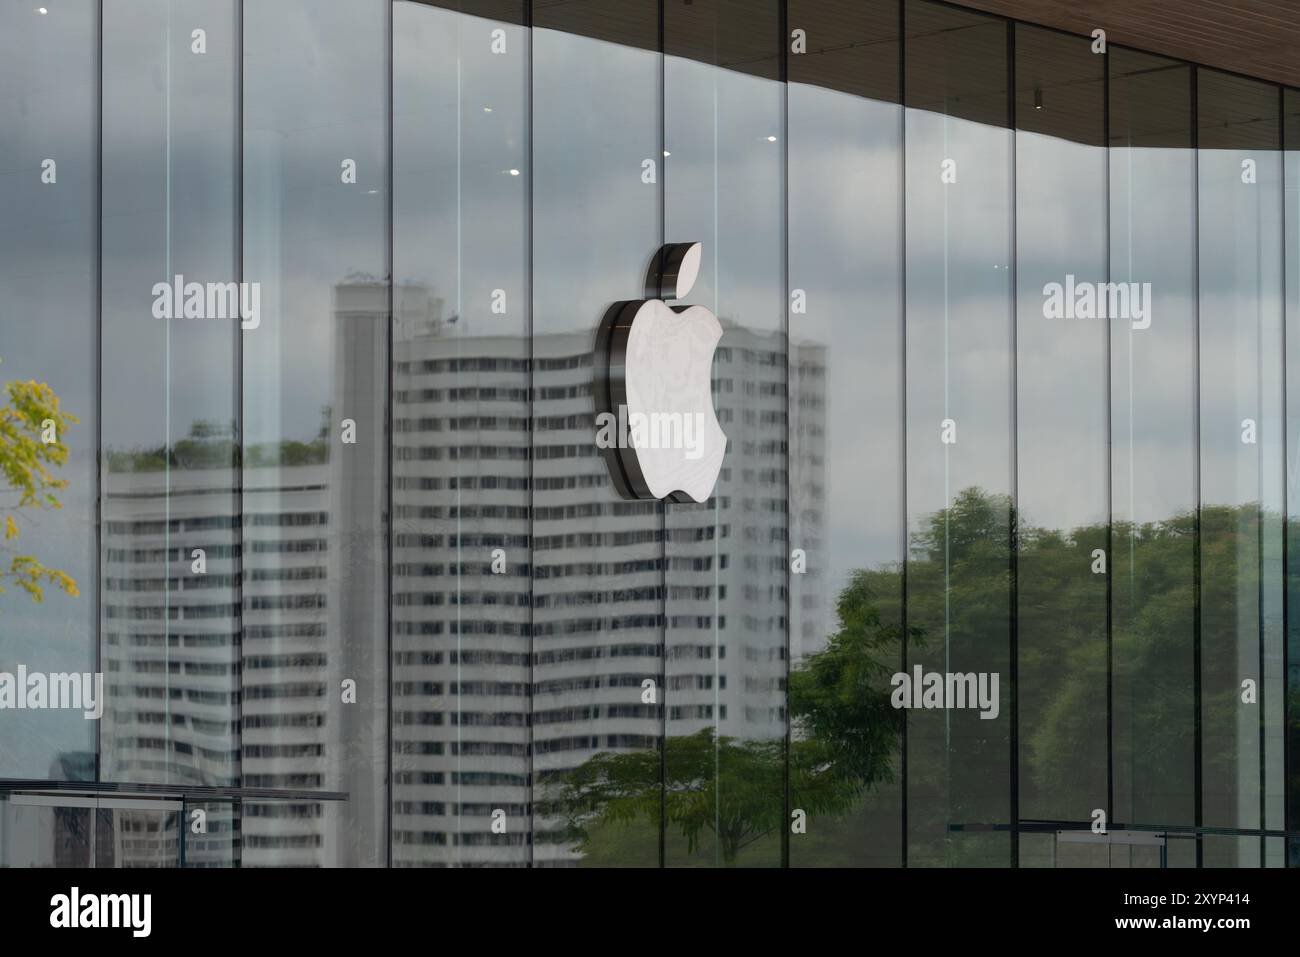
[950,0,1300,88]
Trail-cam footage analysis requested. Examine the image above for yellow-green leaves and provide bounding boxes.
[0,370,79,604]
[2,555,80,602]
[0,378,78,508]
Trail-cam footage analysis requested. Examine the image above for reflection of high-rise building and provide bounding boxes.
[789,341,828,662]
[96,276,823,867]
[98,281,392,868]
[6,0,1299,874]
[391,285,532,866]
[391,280,822,865]
[102,459,241,795]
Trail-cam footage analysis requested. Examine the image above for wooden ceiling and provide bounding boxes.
[950,0,1300,90]
[428,1,1300,95]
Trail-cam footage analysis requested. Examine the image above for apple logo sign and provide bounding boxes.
[594,242,728,503]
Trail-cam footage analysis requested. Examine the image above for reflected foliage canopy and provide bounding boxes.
[553,486,1282,860]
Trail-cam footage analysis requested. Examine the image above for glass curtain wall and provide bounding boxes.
[390,0,530,870]
[241,0,389,866]
[3,0,1300,868]
[0,0,99,784]
[530,0,662,868]
[1108,47,1197,866]
[1287,87,1300,868]
[787,0,904,869]
[662,0,786,869]
[98,0,240,794]
[903,0,1013,868]
[1013,22,1109,866]
[1198,68,1286,868]
[98,0,241,866]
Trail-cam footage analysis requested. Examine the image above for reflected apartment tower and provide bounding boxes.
[789,340,829,663]
[238,278,387,866]
[99,422,341,865]
[392,282,824,866]
[98,278,824,866]
[99,282,389,867]
[391,284,532,865]
[100,431,240,867]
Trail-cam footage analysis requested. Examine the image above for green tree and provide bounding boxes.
[549,568,914,865]
[0,371,79,603]
[550,487,1292,865]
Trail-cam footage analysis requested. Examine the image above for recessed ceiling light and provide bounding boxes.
[663,150,671,157]
[483,106,493,113]
[766,135,777,142]
[508,169,520,176]
[37,6,48,13]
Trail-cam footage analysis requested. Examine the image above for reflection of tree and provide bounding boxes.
[106,419,238,472]
[788,569,918,816]
[0,368,79,603]
[1029,503,1281,832]
[551,730,781,865]
[552,487,1292,865]
[550,566,915,866]
[106,409,332,472]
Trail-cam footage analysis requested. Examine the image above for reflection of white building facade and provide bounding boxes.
[94,281,824,867]
[393,286,823,866]
[101,457,342,867]
[789,341,829,663]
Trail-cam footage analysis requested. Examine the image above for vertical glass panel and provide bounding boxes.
[1014,23,1108,833]
[1197,69,1284,863]
[0,0,98,779]
[903,0,1013,867]
[663,0,785,867]
[242,0,389,866]
[788,0,903,868]
[532,0,661,867]
[1108,49,1196,832]
[99,0,239,791]
[1286,87,1300,863]
[391,0,529,868]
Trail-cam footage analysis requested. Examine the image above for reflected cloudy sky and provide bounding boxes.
[0,0,1297,782]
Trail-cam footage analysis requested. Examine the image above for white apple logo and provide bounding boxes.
[594,242,728,503]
